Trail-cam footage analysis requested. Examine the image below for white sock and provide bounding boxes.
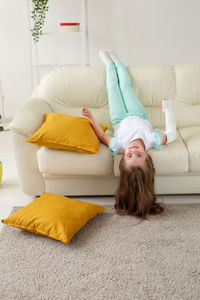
[99,50,113,65]
[107,51,121,63]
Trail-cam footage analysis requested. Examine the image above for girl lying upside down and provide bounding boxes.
[81,50,177,222]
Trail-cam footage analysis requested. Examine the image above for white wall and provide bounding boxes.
[0,0,32,120]
[89,0,200,66]
[0,0,200,119]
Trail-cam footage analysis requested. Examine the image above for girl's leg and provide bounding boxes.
[108,52,149,121]
[106,63,129,128]
[116,61,149,120]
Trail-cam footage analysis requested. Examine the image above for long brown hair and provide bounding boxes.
[115,154,164,222]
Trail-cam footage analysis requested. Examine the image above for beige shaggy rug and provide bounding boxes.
[0,203,200,300]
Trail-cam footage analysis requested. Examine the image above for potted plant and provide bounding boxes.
[31,0,49,43]
[0,114,3,131]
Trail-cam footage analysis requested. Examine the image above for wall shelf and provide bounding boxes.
[28,0,89,87]
[33,64,84,68]
[42,31,86,36]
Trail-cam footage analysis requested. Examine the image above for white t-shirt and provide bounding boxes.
[108,100,177,155]
[111,116,154,153]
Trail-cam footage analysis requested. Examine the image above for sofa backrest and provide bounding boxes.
[174,64,200,128]
[38,63,200,131]
[38,66,113,132]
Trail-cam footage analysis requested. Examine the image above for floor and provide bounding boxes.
[0,130,200,231]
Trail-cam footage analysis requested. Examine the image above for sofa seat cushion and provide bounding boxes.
[113,131,188,176]
[178,126,200,172]
[37,143,113,176]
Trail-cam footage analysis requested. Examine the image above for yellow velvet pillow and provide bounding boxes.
[1,193,106,245]
[25,113,108,154]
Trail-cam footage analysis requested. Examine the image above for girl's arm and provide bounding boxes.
[81,107,111,147]
[158,99,177,144]
[162,135,167,145]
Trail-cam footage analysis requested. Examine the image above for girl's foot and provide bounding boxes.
[107,51,121,63]
[99,50,113,65]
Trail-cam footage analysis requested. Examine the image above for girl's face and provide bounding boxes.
[124,139,147,168]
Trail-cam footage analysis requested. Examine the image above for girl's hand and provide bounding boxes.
[157,99,168,110]
[81,107,94,121]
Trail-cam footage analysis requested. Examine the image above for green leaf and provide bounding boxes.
[31,0,49,43]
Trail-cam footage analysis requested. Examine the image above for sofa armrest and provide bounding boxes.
[9,97,52,137]
[12,132,45,195]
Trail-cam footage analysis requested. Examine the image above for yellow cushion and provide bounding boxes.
[1,193,106,244]
[25,113,108,154]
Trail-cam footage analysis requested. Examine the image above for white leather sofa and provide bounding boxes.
[10,64,200,196]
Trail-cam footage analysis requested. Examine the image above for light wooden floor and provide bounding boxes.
[1,131,200,231]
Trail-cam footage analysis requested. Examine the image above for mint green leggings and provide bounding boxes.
[106,62,149,128]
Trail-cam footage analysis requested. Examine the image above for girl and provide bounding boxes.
[81,50,176,221]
